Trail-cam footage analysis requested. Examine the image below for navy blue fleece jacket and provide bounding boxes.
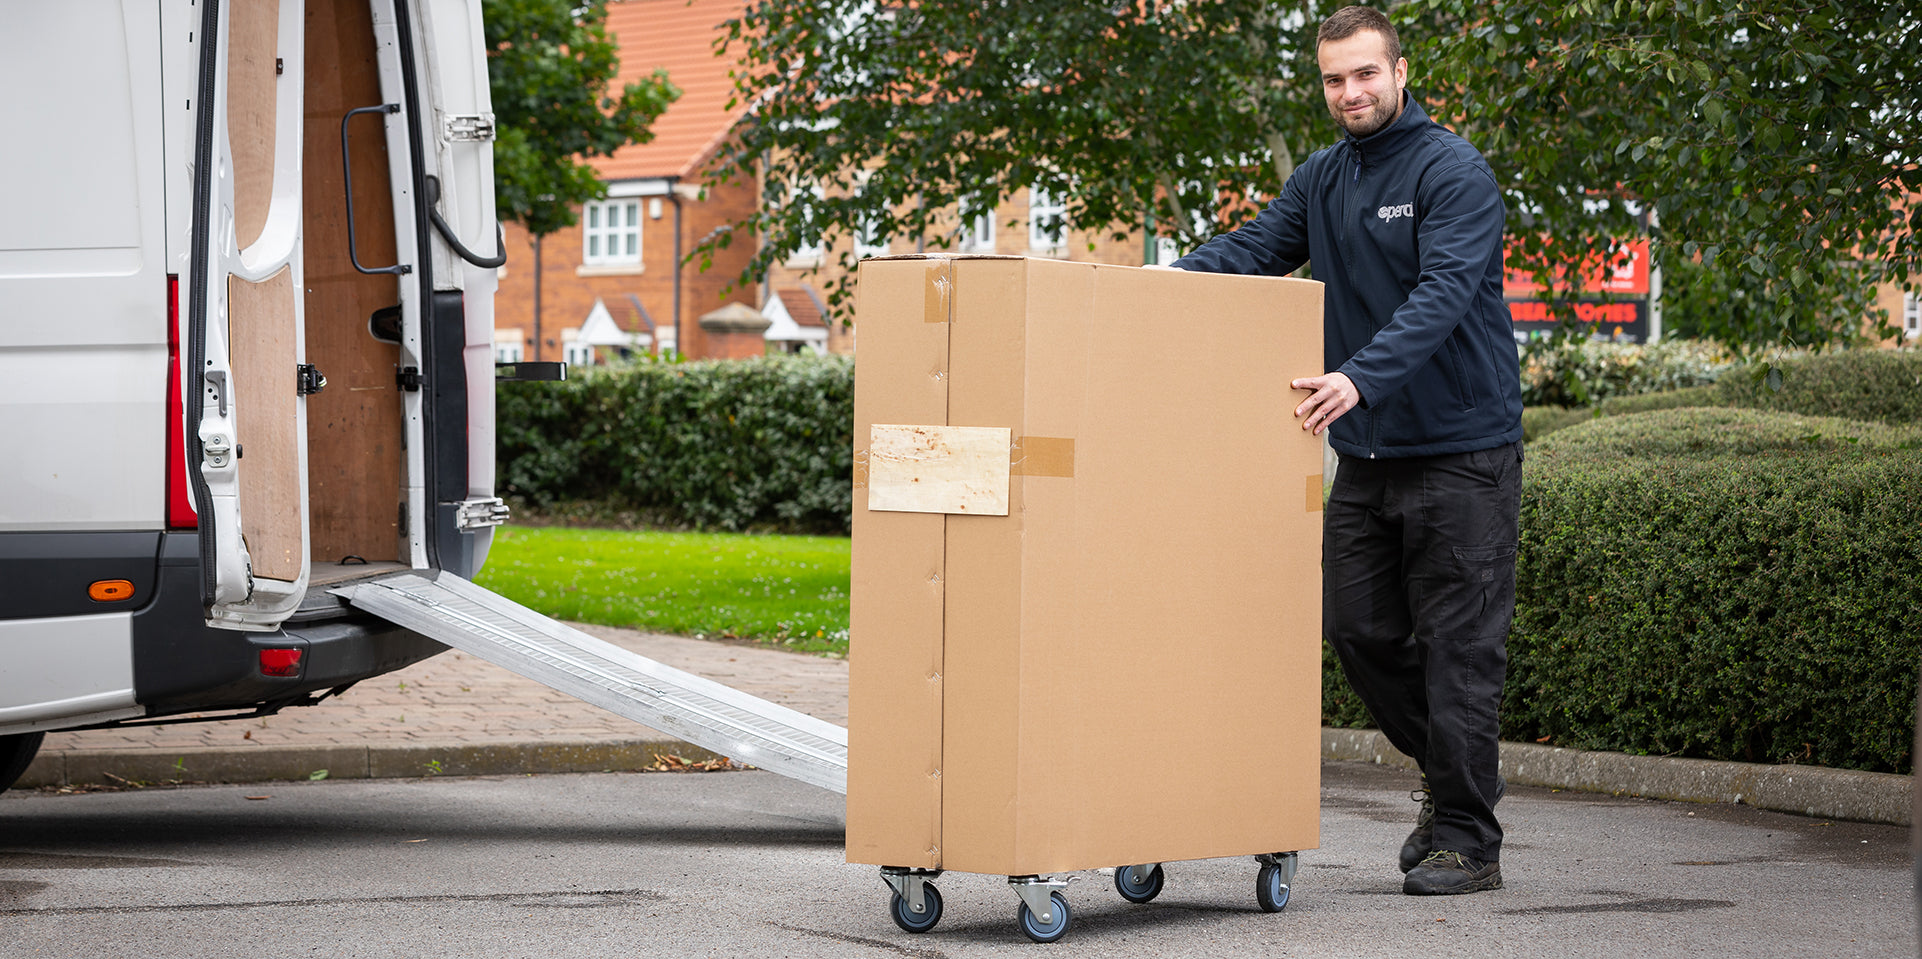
[1174,96,1522,459]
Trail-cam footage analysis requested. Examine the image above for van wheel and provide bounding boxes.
[0,732,45,791]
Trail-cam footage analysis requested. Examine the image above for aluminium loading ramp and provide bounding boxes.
[331,571,848,794]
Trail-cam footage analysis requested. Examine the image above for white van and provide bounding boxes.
[0,0,510,788]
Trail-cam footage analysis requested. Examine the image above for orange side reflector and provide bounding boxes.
[89,580,136,602]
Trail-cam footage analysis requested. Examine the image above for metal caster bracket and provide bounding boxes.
[1255,851,1300,883]
[880,867,943,917]
[1008,875,1069,925]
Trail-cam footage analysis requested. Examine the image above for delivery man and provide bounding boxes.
[1166,5,1522,895]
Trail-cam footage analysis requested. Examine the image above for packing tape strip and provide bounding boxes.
[1307,474,1325,512]
[1010,436,1074,478]
[856,433,1074,489]
[923,259,953,323]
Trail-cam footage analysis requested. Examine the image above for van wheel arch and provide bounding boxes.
[0,732,45,792]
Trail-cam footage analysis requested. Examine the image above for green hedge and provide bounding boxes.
[1521,338,1739,408]
[1513,409,1922,773]
[1325,407,1922,773]
[1521,384,1723,441]
[1716,348,1922,423]
[496,355,855,533]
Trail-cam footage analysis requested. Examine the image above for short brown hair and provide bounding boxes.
[1317,6,1401,63]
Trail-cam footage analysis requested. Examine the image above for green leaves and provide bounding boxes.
[705,0,1334,316]
[485,0,680,237]
[1405,0,1919,352]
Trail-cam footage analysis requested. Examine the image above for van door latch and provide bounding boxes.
[396,366,422,392]
[444,113,496,142]
[203,434,233,469]
[297,364,327,396]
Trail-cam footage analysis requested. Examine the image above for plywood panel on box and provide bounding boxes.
[301,0,402,562]
[229,0,282,251]
[228,267,304,582]
[867,424,1010,516]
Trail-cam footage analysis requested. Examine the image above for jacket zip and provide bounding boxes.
[1342,139,1363,292]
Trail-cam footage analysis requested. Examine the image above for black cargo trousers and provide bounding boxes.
[1324,440,1523,864]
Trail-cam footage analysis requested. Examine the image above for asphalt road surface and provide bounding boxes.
[0,762,1910,958]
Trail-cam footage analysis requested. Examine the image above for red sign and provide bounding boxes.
[1503,238,1650,296]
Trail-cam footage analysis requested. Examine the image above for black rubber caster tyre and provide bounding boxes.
[890,884,944,933]
[1256,863,1292,913]
[1114,863,1164,904]
[1018,891,1072,943]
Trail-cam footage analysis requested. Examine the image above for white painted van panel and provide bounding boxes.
[0,346,167,530]
[0,0,169,532]
[420,0,502,567]
[0,613,137,727]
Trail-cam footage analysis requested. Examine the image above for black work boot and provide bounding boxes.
[1404,850,1503,895]
[1398,775,1506,873]
[1398,779,1435,874]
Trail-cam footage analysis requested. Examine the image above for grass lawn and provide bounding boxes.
[473,526,850,656]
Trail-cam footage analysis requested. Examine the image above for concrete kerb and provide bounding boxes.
[21,729,1911,827]
[1321,727,1914,827]
[18,738,725,791]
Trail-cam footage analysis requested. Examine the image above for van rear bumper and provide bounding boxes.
[133,532,446,715]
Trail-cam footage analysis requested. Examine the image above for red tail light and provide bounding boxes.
[258,648,303,677]
[166,275,198,528]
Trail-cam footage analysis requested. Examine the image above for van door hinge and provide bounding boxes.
[455,497,511,530]
[297,364,327,396]
[444,113,496,142]
[396,366,422,392]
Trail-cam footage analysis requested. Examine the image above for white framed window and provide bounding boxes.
[1904,292,1920,340]
[583,198,642,266]
[855,215,890,259]
[563,338,595,368]
[1028,185,1066,252]
[783,184,828,265]
[1152,236,1180,266]
[493,329,525,363]
[959,196,996,253]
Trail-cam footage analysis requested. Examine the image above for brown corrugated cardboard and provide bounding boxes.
[849,255,1324,876]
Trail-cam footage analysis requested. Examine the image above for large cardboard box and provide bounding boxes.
[848,255,1324,876]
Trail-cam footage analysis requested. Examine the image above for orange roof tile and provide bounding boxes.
[595,0,750,182]
[775,286,827,328]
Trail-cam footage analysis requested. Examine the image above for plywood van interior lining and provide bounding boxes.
[228,268,305,582]
[300,0,405,565]
[228,0,280,251]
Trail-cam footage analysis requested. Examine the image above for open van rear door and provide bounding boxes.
[188,0,314,629]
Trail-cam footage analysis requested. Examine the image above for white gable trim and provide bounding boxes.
[760,292,829,350]
[579,298,652,349]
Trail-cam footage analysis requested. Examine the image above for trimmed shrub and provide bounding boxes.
[496,355,855,533]
[1521,384,1723,441]
[1522,338,1739,408]
[1716,348,1922,423]
[1321,407,1922,773]
[1510,409,1922,773]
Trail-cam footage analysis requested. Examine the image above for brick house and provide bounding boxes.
[491,0,1157,365]
[492,0,766,364]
